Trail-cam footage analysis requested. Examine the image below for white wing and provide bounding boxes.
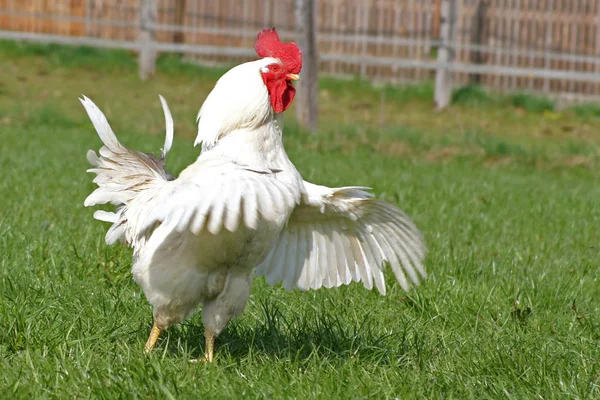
[256,182,427,295]
[127,160,301,244]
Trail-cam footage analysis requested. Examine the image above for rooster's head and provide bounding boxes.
[255,28,302,113]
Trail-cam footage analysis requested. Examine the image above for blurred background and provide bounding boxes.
[2,1,600,122]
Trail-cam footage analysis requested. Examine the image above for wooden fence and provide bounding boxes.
[1,0,600,101]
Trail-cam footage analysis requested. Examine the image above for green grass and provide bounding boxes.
[452,84,494,107]
[507,92,556,114]
[1,40,600,398]
[571,103,600,119]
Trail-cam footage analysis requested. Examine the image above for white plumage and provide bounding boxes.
[82,56,426,362]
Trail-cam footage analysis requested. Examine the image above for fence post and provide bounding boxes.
[139,0,157,80]
[295,0,319,133]
[434,0,457,110]
[470,0,488,84]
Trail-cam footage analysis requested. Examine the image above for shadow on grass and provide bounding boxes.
[161,299,421,364]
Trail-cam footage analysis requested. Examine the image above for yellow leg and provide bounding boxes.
[202,328,215,363]
[144,323,162,353]
[189,328,216,363]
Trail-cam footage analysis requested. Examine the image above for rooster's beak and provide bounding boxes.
[287,73,300,81]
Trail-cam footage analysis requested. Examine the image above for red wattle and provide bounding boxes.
[267,80,296,113]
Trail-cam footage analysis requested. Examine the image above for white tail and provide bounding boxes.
[81,95,174,243]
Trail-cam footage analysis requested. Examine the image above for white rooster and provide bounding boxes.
[82,29,427,362]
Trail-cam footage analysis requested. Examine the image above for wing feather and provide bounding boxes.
[261,230,284,280]
[371,207,425,276]
[318,228,335,288]
[350,235,371,290]
[256,178,285,217]
[374,206,427,277]
[124,163,298,245]
[256,183,427,294]
[311,225,325,289]
[273,230,293,288]
[283,226,300,290]
[370,227,410,291]
[253,178,274,219]
[242,180,259,230]
[224,180,242,232]
[357,226,386,294]
[376,203,425,253]
[176,206,196,233]
[330,221,351,285]
[338,221,361,283]
[190,185,215,234]
[372,216,420,285]
[207,190,227,235]
[296,224,313,290]
[323,223,340,288]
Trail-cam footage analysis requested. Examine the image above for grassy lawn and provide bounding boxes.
[1,41,599,398]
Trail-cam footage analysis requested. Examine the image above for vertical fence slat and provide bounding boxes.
[392,0,401,82]
[359,0,369,78]
[543,0,552,93]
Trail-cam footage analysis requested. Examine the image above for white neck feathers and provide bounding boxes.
[195,57,280,152]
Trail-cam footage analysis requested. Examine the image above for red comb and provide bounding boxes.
[255,28,302,74]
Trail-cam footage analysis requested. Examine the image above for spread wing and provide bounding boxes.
[130,162,301,241]
[255,183,427,295]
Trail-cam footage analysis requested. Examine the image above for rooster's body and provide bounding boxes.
[82,30,426,362]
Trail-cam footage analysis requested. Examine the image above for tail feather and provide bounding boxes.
[79,95,121,152]
[93,210,118,223]
[81,95,174,243]
[158,94,173,160]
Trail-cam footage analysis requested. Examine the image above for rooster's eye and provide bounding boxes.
[271,65,280,72]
